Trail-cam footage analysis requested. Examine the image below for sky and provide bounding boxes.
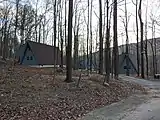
[1,0,160,48]
[117,0,160,45]
[85,0,160,46]
[67,0,160,47]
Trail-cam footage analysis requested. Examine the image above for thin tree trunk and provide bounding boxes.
[125,0,129,76]
[136,0,139,76]
[154,26,157,74]
[73,1,78,70]
[82,32,86,70]
[151,21,155,76]
[102,1,106,43]
[65,0,73,82]
[90,0,93,72]
[113,0,119,79]
[74,11,80,70]
[64,0,67,67]
[140,23,144,78]
[76,15,81,69]
[145,38,148,77]
[14,0,20,59]
[105,0,110,83]
[95,23,98,72]
[20,5,26,45]
[64,0,67,51]
[138,0,144,78]
[2,7,9,60]
[35,1,38,42]
[0,32,2,57]
[86,0,89,74]
[6,17,12,58]
[0,17,5,57]
[42,16,46,44]
[151,43,155,76]
[73,34,78,69]
[57,5,60,64]
[145,0,148,78]
[38,23,41,43]
[99,0,103,74]
[53,0,57,66]
[60,0,63,68]
[3,21,8,60]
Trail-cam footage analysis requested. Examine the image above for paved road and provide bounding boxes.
[80,76,160,120]
[120,75,160,89]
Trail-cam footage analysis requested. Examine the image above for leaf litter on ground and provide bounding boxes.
[0,66,147,120]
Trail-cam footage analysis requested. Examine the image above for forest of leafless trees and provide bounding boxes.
[0,0,160,82]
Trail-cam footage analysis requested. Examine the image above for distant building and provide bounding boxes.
[118,53,137,74]
[16,41,61,66]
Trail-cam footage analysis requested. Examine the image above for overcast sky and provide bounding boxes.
[42,0,160,48]
[117,0,160,44]
[76,0,160,46]
[1,0,160,47]
[81,0,160,46]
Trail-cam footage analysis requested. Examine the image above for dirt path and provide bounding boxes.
[122,97,160,120]
[80,93,149,120]
[80,76,160,120]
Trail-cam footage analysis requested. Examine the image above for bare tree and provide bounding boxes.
[113,0,119,79]
[42,0,51,44]
[2,14,9,60]
[38,21,41,43]
[53,0,57,68]
[20,5,26,45]
[89,0,93,72]
[124,0,129,76]
[34,0,38,42]
[59,0,63,68]
[73,0,81,70]
[87,0,89,74]
[65,0,73,82]
[104,0,111,83]
[144,0,148,77]
[138,0,144,78]
[149,16,156,76]
[99,0,103,74]
[118,0,132,76]
[136,0,139,77]
[132,0,140,76]
[94,22,99,72]
[1,1,12,60]
[42,16,46,43]
[64,0,67,50]
[14,0,20,58]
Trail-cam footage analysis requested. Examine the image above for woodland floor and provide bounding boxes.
[0,66,146,120]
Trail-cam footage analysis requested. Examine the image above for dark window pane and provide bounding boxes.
[27,56,29,60]
[30,56,33,60]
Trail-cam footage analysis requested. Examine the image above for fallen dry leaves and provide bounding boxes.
[0,66,146,120]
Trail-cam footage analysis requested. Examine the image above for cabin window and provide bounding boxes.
[27,56,29,60]
[30,56,33,60]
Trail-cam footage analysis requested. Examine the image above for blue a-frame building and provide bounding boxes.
[16,41,61,65]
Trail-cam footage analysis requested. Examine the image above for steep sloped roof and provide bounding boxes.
[27,41,61,65]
